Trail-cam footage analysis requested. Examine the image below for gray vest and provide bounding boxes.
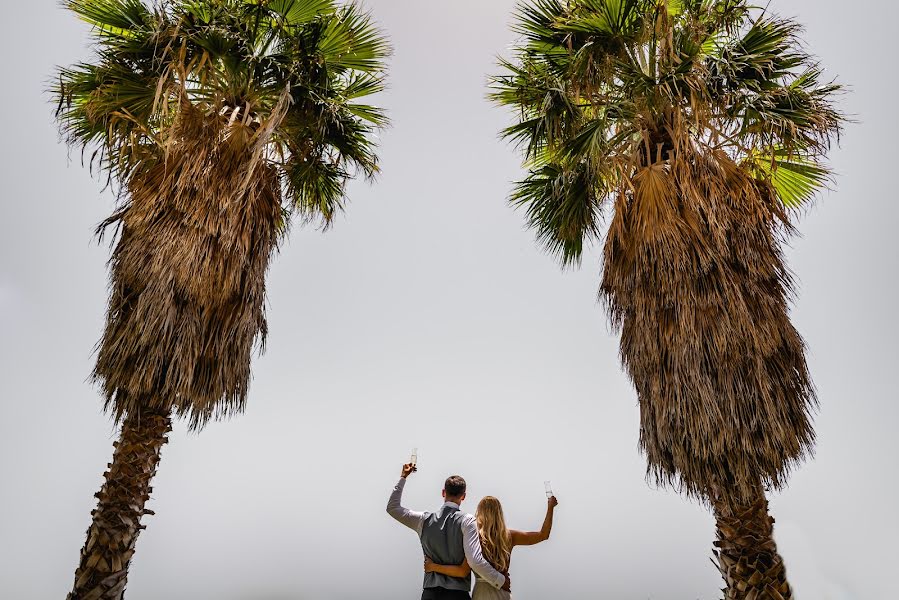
[420,505,471,592]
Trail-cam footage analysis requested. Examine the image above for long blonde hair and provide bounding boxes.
[476,496,512,572]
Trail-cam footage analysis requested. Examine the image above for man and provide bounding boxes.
[387,463,511,600]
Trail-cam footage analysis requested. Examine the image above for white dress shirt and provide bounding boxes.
[387,477,506,590]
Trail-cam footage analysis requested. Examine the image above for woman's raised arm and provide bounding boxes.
[510,496,558,547]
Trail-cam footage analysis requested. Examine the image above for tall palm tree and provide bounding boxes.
[492,1,842,597]
[53,1,388,598]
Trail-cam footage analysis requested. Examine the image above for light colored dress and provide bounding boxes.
[472,576,512,600]
[473,549,512,600]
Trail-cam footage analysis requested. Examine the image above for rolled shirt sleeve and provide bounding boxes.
[460,514,505,589]
[386,477,425,535]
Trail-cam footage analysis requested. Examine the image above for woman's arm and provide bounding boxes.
[424,557,471,578]
[510,495,558,547]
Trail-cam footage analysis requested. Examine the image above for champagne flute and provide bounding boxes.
[411,448,418,467]
[544,480,553,499]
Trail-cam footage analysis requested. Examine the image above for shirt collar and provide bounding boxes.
[442,501,460,510]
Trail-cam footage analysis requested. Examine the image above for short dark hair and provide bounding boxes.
[444,475,466,497]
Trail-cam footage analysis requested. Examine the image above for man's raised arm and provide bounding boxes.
[461,514,509,591]
[386,463,425,535]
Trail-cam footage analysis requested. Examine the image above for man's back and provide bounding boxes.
[420,506,470,592]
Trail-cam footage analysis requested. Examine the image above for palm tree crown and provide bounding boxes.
[57,0,388,224]
[493,0,843,501]
[494,0,841,263]
[54,0,389,428]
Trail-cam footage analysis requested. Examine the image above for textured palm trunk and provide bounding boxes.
[712,484,792,600]
[68,408,172,600]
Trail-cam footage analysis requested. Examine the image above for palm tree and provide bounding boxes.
[53,1,388,598]
[492,1,842,597]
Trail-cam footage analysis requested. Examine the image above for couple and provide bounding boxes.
[387,462,558,600]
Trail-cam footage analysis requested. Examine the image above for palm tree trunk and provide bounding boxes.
[712,483,792,600]
[68,408,172,600]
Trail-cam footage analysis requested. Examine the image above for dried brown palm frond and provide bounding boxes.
[601,137,815,503]
[94,100,284,429]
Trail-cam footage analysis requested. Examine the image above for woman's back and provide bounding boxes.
[473,494,558,599]
[473,497,513,600]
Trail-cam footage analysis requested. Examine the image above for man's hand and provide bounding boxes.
[401,463,417,479]
[423,557,435,573]
[548,495,559,509]
[502,573,511,592]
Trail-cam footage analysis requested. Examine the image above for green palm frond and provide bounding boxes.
[65,0,151,39]
[338,72,388,125]
[712,17,806,90]
[512,0,568,55]
[511,161,603,266]
[341,71,385,99]
[318,5,390,72]
[257,0,335,26]
[561,116,637,166]
[673,0,749,30]
[560,0,648,38]
[734,65,843,151]
[490,58,582,160]
[284,155,348,225]
[746,149,832,207]
[336,73,389,127]
[55,56,165,181]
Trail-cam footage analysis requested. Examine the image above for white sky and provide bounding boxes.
[1,1,896,599]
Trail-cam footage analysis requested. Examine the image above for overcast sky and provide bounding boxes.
[1,1,896,599]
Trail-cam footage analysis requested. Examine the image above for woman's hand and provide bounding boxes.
[424,557,470,578]
[548,495,559,509]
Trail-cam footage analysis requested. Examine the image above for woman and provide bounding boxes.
[424,494,558,599]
